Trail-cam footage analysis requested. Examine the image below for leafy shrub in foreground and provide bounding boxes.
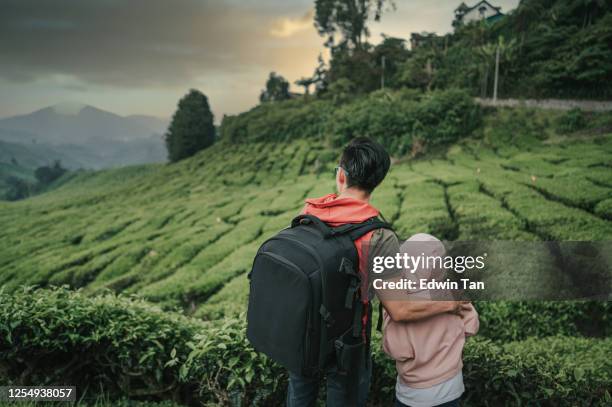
[370,336,612,407]
[0,287,200,401]
[180,319,286,406]
[467,336,612,406]
[2,287,612,407]
[0,287,284,406]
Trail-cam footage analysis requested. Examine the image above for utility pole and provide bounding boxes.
[381,55,386,90]
[493,46,500,103]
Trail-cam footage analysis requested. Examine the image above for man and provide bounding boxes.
[287,137,469,406]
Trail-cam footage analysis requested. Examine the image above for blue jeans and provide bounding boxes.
[286,355,372,407]
[395,397,460,407]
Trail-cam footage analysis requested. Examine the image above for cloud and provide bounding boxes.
[0,0,325,118]
[3,1,521,119]
[269,10,314,38]
[0,0,318,88]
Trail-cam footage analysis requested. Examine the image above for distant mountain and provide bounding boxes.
[125,115,170,135]
[0,103,167,169]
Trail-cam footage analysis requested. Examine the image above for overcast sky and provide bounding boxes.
[0,0,519,121]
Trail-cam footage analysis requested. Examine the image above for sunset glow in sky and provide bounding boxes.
[0,0,519,121]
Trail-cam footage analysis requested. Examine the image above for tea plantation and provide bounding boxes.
[0,107,611,406]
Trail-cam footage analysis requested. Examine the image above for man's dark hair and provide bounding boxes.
[339,137,390,194]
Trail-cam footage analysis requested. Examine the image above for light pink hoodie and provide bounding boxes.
[382,233,479,388]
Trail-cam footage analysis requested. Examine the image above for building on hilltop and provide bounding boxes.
[453,1,504,27]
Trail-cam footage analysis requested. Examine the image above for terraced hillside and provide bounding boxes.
[1,109,611,317]
[1,108,612,406]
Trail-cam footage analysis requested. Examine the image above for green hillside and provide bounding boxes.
[1,108,611,311]
[1,107,611,405]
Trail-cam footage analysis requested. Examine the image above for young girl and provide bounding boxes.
[382,233,479,407]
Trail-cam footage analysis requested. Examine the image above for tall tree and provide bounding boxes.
[314,0,395,49]
[328,45,379,93]
[165,89,215,162]
[260,72,291,102]
[373,35,410,88]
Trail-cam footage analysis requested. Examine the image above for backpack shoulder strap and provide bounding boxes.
[335,217,393,241]
[292,214,392,241]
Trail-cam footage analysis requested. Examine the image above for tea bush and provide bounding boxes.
[2,288,611,407]
[462,336,612,407]
[448,180,537,240]
[370,335,612,407]
[0,287,286,405]
[478,177,612,240]
[595,198,612,220]
[393,179,454,239]
[476,301,612,341]
[526,174,611,212]
[194,273,250,320]
[0,287,200,401]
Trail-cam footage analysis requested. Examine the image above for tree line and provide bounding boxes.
[164,0,612,162]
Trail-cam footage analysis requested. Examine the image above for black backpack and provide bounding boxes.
[247,214,392,378]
